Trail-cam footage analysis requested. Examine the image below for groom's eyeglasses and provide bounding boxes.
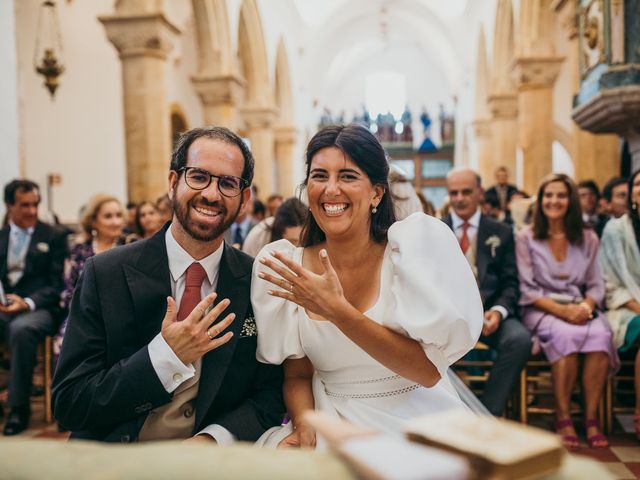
[178,167,248,198]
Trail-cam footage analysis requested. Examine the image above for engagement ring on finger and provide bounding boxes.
[206,329,214,341]
[289,283,294,293]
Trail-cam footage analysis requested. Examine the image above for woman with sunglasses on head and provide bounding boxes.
[599,170,640,440]
[253,124,483,448]
[516,173,618,450]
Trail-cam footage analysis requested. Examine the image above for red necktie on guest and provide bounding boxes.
[459,221,470,254]
[177,263,207,322]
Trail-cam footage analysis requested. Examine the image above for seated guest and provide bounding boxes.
[242,198,307,257]
[124,202,137,235]
[52,126,283,443]
[225,201,258,249]
[266,194,283,217]
[577,180,608,237]
[601,176,628,220]
[53,194,126,356]
[135,201,163,239]
[443,169,530,416]
[0,179,67,435]
[516,173,618,450]
[155,194,173,223]
[485,166,518,212]
[416,191,436,217]
[599,169,640,439]
[253,199,267,222]
[388,165,423,220]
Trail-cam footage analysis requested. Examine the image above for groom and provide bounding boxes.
[52,126,284,442]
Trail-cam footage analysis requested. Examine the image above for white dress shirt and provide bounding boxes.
[147,228,234,443]
[450,209,508,321]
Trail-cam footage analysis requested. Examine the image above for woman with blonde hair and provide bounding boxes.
[54,194,125,355]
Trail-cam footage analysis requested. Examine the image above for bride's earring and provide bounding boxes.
[371,205,378,214]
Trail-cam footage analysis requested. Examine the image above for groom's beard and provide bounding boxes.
[172,195,241,242]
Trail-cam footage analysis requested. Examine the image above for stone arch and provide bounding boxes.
[170,103,188,148]
[237,0,272,109]
[191,0,234,76]
[274,37,293,124]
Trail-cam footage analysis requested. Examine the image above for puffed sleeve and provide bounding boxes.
[383,213,483,379]
[252,239,306,364]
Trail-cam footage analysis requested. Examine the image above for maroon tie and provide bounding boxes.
[460,222,470,254]
[177,263,207,322]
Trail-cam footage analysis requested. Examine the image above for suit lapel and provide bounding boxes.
[0,226,9,280]
[476,215,491,285]
[22,222,46,279]
[123,227,172,344]
[194,244,249,430]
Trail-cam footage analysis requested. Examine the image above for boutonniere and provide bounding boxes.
[485,235,501,258]
[240,315,257,338]
[36,242,50,253]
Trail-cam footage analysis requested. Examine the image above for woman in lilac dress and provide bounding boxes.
[516,173,619,450]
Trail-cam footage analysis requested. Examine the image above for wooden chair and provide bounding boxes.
[35,336,54,424]
[453,342,522,420]
[520,354,605,429]
[605,353,635,434]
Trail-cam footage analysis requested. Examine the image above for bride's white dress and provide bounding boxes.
[252,213,484,446]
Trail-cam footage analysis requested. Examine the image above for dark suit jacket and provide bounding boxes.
[224,219,259,247]
[442,214,519,317]
[52,225,284,442]
[485,184,518,206]
[0,221,67,312]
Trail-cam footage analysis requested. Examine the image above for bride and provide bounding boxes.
[253,124,483,448]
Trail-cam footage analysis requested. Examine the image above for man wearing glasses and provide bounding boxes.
[53,126,284,443]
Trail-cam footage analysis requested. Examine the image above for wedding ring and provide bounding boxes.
[289,283,294,293]
[206,328,214,341]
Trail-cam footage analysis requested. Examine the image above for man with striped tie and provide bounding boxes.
[53,126,284,443]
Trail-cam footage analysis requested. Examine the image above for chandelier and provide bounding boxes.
[34,1,65,98]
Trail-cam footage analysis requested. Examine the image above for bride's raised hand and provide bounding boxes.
[258,249,350,321]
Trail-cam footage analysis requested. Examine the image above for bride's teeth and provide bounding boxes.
[324,203,347,214]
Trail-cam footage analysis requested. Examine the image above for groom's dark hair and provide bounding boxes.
[170,126,255,186]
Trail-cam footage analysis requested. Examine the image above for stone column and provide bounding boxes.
[487,95,518,177]
[488,0,518,179]
[100,12,179,203]
[274,125,298,196]
[192,74,245,131]
[472,120,494,186]
[512,57,563,194]
[554,0,620,182]
[242,107,277,197]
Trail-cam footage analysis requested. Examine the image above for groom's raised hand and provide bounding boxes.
[161,292,235,365]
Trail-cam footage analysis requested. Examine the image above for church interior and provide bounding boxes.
[2,0,640,478]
